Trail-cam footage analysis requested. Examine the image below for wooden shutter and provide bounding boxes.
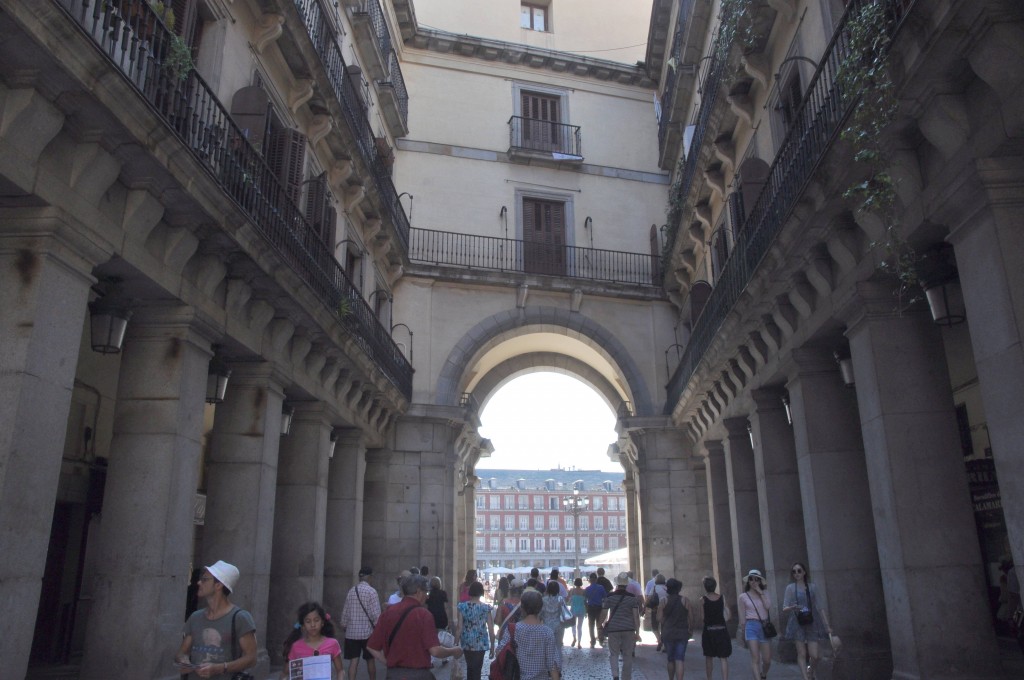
[522,198,566,275]
[727,190,745,235]
[521,92,560,149]
[304,172,338,248]
[171,0,200,47]
[267,127,307,206]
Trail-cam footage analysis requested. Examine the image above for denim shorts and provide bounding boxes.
[666,639,688,662]
[744,619,767,642]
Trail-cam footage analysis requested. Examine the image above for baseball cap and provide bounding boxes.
[359,566,373,577]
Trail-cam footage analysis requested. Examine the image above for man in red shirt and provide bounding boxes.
[367,574,462,680]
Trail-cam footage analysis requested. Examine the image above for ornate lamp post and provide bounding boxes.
[562,488,590,579]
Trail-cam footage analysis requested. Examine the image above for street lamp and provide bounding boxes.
[562,488,590,580]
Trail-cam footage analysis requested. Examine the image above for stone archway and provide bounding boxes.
[435,306,656,416]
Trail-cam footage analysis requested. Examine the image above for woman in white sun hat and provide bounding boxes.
[738,569,773,680]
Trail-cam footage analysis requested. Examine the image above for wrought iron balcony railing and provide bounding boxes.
[409,228,661,287]
[293,0,410,248]
[664,0,916,414]
[56,0,413,399]
[508,117,583,158]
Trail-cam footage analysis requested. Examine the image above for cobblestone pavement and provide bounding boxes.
[292,629,807,680]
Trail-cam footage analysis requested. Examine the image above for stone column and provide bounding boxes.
[788,347,890,679]
[842,282,1000,679]
[749,388,807,617]
[267,404,333,665]
[202,363,286,677]
[79,305,214,680]
[703,439,737,631]
[324,429,367,610]
[362,410,458,596]
[623,477,642,576]
[632,419,709,599]
[948,157,1024,589]
[0,221,104,680]
[463,480,478,575]
[723,416,764,609]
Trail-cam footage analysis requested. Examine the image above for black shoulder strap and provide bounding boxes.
[387,603,419,650]
[230,606,240,661]
[357,584,378,628]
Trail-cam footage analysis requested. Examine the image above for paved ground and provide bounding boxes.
[287,629,807,680]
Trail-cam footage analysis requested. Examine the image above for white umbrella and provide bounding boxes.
[485,567,514,575]
[584,547,629,566]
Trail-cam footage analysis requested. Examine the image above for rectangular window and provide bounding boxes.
[491,515,501,530]
[551,537,560,552]
[534,495,544,509]
[505,495,515,509]
[565,516,574,531]
[519,515,529,530]
[518,496,529,509]
[608,497,617,511]
[506,538,515,552]
[491,537,500,551]
[490,496,501,509]
[519,538,529,551]
[549,497,559,510]
[535,538,545,551]
[595,537,604,550]
[534,515,545,530]
[610,537,619,549]
[592,496,603,510]
[579,516,588,530]
[549,515,559,530]
[476,537,485,550]
[565,538,575,552]
[608,516,618,531]
[505,515,515,530]
[476,496,486,509]
[476,516,485,530]
[581,537,589,552]
[594,516,603,530]
[522,197,566,276]
[520,3,547,31]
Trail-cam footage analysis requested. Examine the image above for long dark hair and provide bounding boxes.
[791,562,811,583]
[283,602,336,658]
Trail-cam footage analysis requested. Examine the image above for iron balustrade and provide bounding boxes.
[657,0,692,152]
[56,0,412,399]
[664,0,916,413]
[383,49,410,124]
[351,0,393,72]
[409,228,661,287]
[508,116,583,157]
[292,0,410,248]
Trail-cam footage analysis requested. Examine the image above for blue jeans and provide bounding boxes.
[666,639,688,662]
[744,619,767,642]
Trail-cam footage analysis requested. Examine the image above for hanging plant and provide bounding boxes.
[836,2,918,307]
[164,34,195,81]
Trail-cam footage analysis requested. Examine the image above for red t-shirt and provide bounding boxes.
[367,597,439,669]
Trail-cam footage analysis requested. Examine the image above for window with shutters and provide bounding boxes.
[710,216,732,283]
[519,91,561,151]
[521,197,567,276]
[520,2,549,31]
[266,127,307,208]
[304,172,338,254]
[170,0,204,50]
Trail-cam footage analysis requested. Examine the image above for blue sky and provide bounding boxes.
[477,372,622,473]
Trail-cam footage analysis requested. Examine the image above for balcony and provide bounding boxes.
[664,0,916,414]
[409,228,661,287]
[55,0,412,399]
[508,116,583,165]
[344,0,409,136]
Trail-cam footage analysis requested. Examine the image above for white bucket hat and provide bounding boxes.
[205,560,240,594]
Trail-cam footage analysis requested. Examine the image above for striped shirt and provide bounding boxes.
[602,590,641,632]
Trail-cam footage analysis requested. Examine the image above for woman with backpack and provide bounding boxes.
[658,578,695,680]
[782,562,832,680]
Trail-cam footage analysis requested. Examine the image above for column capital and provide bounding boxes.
[750,387,785,411]
[0,206,114,279]
[835,280,925,333]
[789,346,839,375]
[703,438,725,458]
[227,361,290,393]
[723,416,750,437]
[127,302,221,350]
[945,156,1024,244]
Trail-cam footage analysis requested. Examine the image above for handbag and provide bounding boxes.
[796,585,814,626]
[559,601,574,625]
[746,593,778,639]
[489,621,521,680]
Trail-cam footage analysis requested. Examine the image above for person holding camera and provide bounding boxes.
[176,560,257,679]
[782,562,832,680]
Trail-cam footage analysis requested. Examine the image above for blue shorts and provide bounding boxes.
[666,639,688,662]
[744,620,767,642]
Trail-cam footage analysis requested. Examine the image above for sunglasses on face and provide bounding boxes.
[792,568,804,574]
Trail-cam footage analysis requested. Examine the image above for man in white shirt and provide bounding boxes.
[386,570,412,607]
[644,569,660,598]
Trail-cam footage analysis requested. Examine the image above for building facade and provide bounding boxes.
[1,0,1023,679]
[473,470,628,574]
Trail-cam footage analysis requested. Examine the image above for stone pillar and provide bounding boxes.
[202,364,286,677]
[842,282,1000,679]
[623,477,642,577]
[703,439,737,632]
[80,305,214,680]
[324,429,367,611]
[948,157,1024,590]
[749,388,807,616]
[632,419,709,599]
[362,410,458,597]
[788,347,890,679]
[0,222,102,680]
[267,404,333,665]
[463,480,478,575]
[723,416,764,610]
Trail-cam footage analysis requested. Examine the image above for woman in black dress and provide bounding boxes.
[700,576,732,680]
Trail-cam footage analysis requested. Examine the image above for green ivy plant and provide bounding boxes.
[837,2,918,308]
[164,34,195,81]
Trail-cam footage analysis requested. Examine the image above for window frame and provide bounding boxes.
[520,2,550,32]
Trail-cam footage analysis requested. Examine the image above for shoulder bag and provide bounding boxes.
[488,620,520,680]
[796,584,814,626]
[745,592,778,639]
